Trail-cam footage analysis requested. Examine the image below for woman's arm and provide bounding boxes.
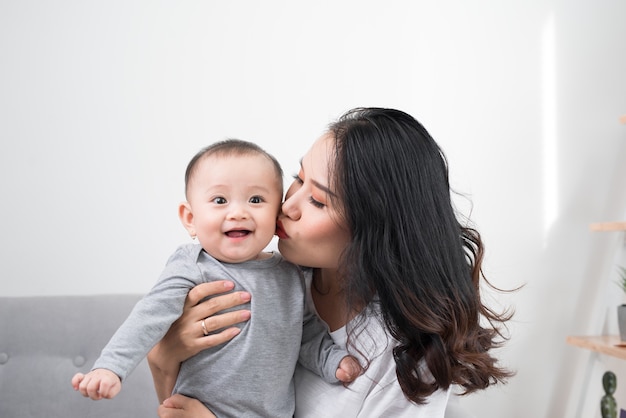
[147,280,251,403]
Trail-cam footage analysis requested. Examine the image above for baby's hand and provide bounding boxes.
[71,368,122,400]
[336,355,362,383]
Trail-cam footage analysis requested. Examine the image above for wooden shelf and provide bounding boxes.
[590,222,626,232]
[566,335,626,360]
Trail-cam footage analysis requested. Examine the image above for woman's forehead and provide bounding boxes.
[302,133,333,171]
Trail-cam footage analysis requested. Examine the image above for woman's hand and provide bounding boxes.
[157,394,216,418]
[157,280,251,362]
[148,281,251,402]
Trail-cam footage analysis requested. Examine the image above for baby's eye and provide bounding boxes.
[249,196,264,204]
[213,197,227,204]
[292,174,303,184]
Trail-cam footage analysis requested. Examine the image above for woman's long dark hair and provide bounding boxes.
[328,107,513,403]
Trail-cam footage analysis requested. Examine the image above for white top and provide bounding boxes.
[294,270,450,418]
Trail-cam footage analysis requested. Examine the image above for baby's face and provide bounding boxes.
[184,153,282,263]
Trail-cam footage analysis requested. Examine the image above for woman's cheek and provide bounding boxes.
[285,215,350,268]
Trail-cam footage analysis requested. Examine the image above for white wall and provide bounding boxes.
[1,1,625,417]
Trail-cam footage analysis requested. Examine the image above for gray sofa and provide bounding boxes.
[0,294,474,418]
[0,294,157,418]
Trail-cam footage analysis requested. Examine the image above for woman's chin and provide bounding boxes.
[277,240,293,259]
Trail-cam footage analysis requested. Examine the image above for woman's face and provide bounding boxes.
[276,133,351,269]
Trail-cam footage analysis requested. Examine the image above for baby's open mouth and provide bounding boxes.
[225,230,250,238]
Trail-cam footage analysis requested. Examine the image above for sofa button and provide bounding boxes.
[0,352,8,364]
[73,356,86,367]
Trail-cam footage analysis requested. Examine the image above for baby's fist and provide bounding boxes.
[336,355,362,383]
[71,368,121,400]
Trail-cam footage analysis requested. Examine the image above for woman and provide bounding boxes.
[149,107,513,417]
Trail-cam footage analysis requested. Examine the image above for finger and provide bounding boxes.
[158,395,187,418]
[348,357,362,375]
[160,394,217,418]
[98,378,121,399]
[158,404,184,418]
[193,292,251,321]
[336,368,351,382]
[71,373,84,390]
[200,310,250,335]
[77,374,92,398]
[186,281,235,307]
[162,393,188,409]
[198,326,242,348]
[84,378,103,400]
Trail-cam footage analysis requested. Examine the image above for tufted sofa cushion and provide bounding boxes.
[0,294,158,418]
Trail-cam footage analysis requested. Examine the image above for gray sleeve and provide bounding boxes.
[92,244,204,381]
[298,309,348,384]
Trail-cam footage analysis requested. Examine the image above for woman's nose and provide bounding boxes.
[281,192,301,221]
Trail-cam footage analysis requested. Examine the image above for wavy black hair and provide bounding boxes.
[327,107,514,403]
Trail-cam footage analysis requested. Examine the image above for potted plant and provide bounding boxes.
[616,266,626,341]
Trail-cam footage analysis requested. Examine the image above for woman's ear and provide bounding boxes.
[178,202,196,238]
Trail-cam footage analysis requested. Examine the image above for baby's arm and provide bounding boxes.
[299,307,362,384]
[74,245,205,400]
[71,369,121,400]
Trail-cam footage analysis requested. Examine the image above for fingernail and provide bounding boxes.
[241,292,251,302]
[224,281,235,289]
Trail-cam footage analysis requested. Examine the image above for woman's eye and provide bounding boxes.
[292,174,324,208]
[249,196,263,204]
[309,196,325,209]
[213,197,227,204]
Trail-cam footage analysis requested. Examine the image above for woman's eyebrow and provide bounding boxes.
[312,180,336,197]
[300,158,337,197]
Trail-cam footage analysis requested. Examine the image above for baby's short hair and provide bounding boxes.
[184,139,283,198]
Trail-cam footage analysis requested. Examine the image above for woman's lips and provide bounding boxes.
[275,221,289,239]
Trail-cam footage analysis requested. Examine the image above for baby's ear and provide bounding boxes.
[178,202,195,238]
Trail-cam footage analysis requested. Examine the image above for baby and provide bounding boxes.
[72,139,359,417]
